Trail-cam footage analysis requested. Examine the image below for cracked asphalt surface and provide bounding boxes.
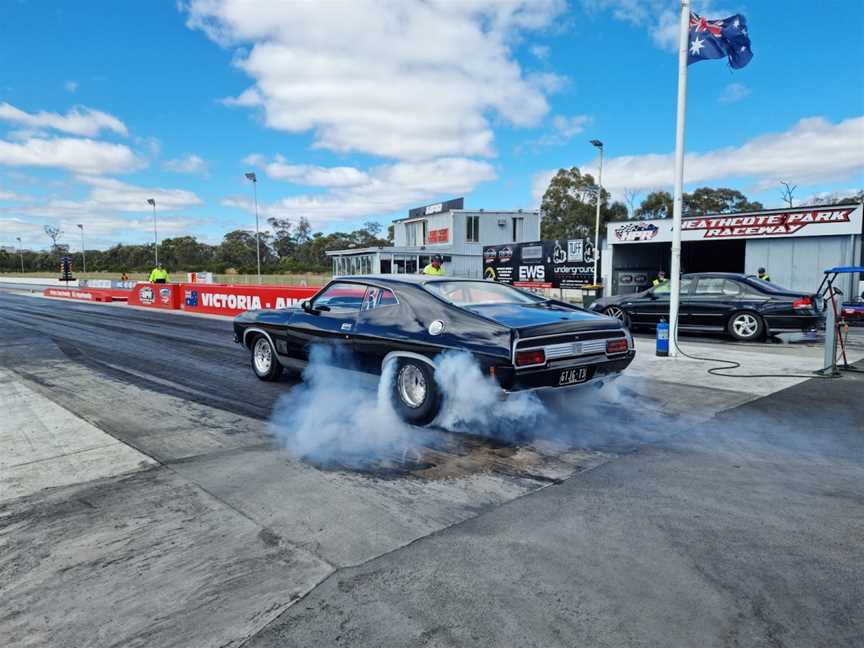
[1,288,862,648]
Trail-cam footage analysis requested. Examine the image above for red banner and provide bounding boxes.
[43,287,126,302]
[180,284,319,316]
[128,283,182,309]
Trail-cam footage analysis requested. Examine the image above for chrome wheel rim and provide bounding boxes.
[253,338,272,374]
[604,306,625,321]
[398,364,427,409]
[733,314,759,338]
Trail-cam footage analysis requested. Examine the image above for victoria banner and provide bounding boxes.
[483,239,595,289]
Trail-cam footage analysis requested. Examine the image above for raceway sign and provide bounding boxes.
[611,205,863,244]
[483,239,595,289]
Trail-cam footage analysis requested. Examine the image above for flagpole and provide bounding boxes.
[668,0,690,358]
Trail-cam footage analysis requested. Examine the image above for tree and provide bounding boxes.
[622,188,642,218]
[267,217,296,258]
[44,225,63,253]
[635,187,764,218]
[685,187,763,214]
[539,167,626,240]
[636,191,673,219]
[779,181,797,208]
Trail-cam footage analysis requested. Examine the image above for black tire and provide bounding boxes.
[727,311,765,342]
[388,358,441,426]
[602,305,631,328]
[250,335,283,381]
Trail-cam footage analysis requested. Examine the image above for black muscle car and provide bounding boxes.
[234,275,635,425]
[589,272,822,341]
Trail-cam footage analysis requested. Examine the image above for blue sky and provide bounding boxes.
[1,0,862,250]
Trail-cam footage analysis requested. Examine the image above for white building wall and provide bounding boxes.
[745,234,860,295]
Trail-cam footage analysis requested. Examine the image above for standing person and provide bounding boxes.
[121,271,129,281]
[757,267,771,282]
[422,254,445,276]
[652,270,668,287]
[149,264,169,284]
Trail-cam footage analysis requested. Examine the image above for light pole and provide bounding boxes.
[16,236,24,272]
[590,139,604,285]
[245,171,262,283]
[77,224,87,274]
[146,198,158,266]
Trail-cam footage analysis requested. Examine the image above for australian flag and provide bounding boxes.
[688,12,753,69]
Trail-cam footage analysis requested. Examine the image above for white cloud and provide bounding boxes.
[64,80,79,93]
[0,190,33,202]
[521,113,592,150]
[530,44,550,59]
[0,137,144,174]
[0,102,127,137]
[163,153,208,174]
[245,154,369,187]
[227,157,496,227]
[579,0,727,51]
[185,0,565,160]
[719,82,750,104]
[532,116,864,201]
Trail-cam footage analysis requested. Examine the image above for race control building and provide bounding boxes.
[601,203,863,297]
[327,198,541,278]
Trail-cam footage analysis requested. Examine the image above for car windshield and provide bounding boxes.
[425,281,544,306]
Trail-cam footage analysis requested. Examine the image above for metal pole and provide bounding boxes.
[78,225,87,274]
[151,201,159,266]
[668,0,690,358]
[17,237,23,272]
[253,179,262,283]
[593,146,603,285]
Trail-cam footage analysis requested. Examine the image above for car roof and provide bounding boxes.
[334,274,485,286]
[681,272,753,279]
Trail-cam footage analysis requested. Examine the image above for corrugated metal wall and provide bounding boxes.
[745,235,861,295]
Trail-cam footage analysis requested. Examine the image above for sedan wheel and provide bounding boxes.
[727,312,764,341]
[603,305,630,327]
[389,358,441,426]
[251,336,283,381]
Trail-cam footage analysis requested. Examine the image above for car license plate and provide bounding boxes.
[558,367,588,386]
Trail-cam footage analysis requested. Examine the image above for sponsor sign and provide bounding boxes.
[408,197,464,219]
[180,284,319,316]
[128,283,181,309]
[610,204,863,244]
[427,228,449,244]
[483,240,595,289]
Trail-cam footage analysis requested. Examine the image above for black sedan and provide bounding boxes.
[234,275,635,425]
[590,272,822,341]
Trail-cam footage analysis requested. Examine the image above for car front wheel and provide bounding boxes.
[727,311,764,341]
[389,358,441,426]
[251,335,283,381]
[603,305,630,327]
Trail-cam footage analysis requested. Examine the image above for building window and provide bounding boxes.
[405,220,426,247]
[466,215,480,243]
[512,217,524,242]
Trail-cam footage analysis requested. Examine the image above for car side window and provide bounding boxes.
[653,278,691,296]
[361,287,398,311]
[313,283,366,312]
[721,280,742,296]
[694,278,726,296]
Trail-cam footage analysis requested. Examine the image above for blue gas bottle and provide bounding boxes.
[656,318,669,356]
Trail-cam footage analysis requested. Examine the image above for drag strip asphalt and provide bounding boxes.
[2,289,861,647]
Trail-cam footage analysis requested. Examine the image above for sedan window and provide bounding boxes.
[361,287,398,311]
[314,283,367,312]
[694,278,726,295]
[653,278,691,296]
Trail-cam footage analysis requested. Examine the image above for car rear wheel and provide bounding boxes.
[727,311,764,341]
[251,335,283,381]
[603,305,630,327]
[389,358,441,426]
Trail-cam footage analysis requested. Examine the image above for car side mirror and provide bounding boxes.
[301,300,312,313]
[302,300,329,313]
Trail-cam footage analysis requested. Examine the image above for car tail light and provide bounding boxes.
[515,349,545,367]
[792,296,813,310]
[606,338,628,354]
